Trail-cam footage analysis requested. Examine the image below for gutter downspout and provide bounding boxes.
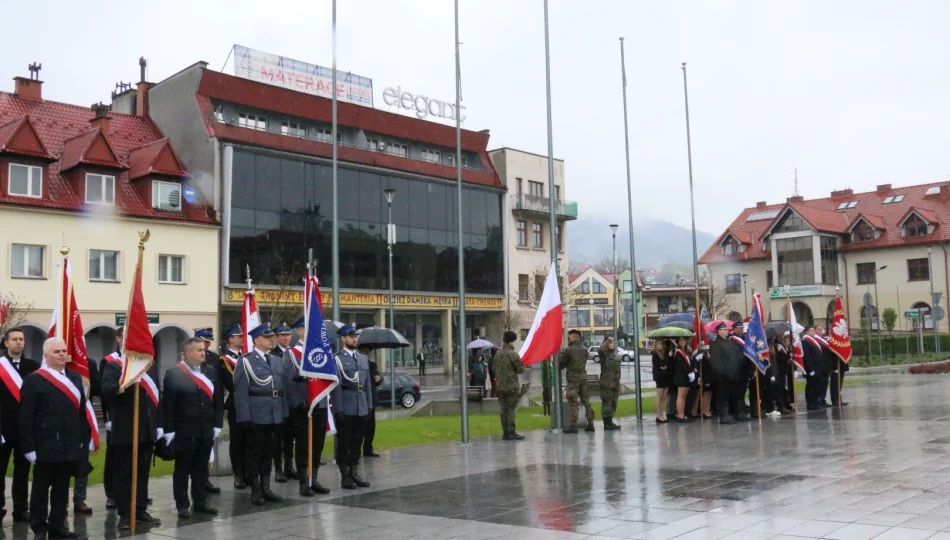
[943,243,949,334]
[842,252,850,322]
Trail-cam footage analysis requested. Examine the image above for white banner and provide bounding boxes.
[233,45,374,106]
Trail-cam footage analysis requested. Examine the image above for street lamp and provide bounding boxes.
[610,224,619,347]
[928,246,940,353]
[385,188,396,409]
[874,265,887,359]
[742,274,749,315]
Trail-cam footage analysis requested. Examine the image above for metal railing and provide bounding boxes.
[511,193,578,219]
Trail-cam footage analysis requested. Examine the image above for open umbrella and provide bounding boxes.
[704,320,734,333]
[663,321,695,331]
[467,338,494,349]
[648,327,694,338]
[356,326,411,349]
[657,313,695,328]
[324,320,346,336]
[765,321,792,338]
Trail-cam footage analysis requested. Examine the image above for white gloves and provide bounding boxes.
[809,371,816,377]
[25,451,36,464]
[163,432,175,445]
[88,439,96,451]
[213,427,222,439]
[105,421,112,432]
[770,376,776,382]
[156,428,164,441]
[688,373,696,383]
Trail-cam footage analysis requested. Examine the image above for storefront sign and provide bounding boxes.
[382,86,466,121]
[223,288,502,310]
[769,285,821,298]
[575,298,609,305]
[233,45,374,106]
[115,313,159,326]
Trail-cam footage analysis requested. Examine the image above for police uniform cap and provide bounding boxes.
[225,326,242,339]
[249,323,275,339]
[194,328,214,341]
[732,321,744,330]
[337,324,358,337]
[274,323,292,335]
[291,317,305,330]
[716,322,729,331]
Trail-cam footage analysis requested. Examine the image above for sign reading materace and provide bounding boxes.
[233,45,374,106]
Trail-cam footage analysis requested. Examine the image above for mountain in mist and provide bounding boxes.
[567,215,717,269]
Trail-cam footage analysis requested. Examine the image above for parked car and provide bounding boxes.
[377,373,422,409]
[589,344,633,363]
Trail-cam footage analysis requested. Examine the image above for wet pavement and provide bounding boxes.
[8,373,950,539]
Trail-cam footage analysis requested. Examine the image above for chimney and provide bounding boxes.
[830,188,854,198]
[13,61,44,102]
[787,195,804,203]
[89,102,112,135]
[136,57,150,117]
[877,184,892,192]
[756,201,767,208]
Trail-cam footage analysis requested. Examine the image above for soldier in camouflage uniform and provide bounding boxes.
[559,329,595,433]
[494,331,526,441]
[598,337,622,430]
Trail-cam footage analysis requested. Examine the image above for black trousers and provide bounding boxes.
[335,415,365,468]
[818,372,830,404]
[0,439,30,513]
[831,369,846,405]
[786,369,796,407]
[103,431,117,499]
[805,374,823,407]
[227,406,248,479]
[715,378,743,418]
[173,438,213,510]
[418,362,426,376]
[113,442,152,518]
[29,460,74,533]
[245,423,278,479]
[362,407,376,455]
[282,407,307,466]
[294,407,328,475]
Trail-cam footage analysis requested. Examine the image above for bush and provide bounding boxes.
[882,308,897,332]
[909,361,950,374]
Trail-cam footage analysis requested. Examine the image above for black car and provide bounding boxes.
[377,373,422,409]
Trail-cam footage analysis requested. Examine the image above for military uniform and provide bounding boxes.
[559,339,594,432]
[233,323,289,505]
[598,342,622,430]
[493,342,525,440]
[270,324,296,483]
[329,325,373,490]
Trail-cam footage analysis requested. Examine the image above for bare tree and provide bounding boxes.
[515,263,576,314]
[496,300,523,333]
[0,293,33,341]
[266,261,306,328]
[566,260,586,276]
[700,280,734,320]
[593,256,631,275]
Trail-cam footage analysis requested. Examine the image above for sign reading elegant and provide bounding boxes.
[233,45,374,106]
[769,285,822,298]
[382,86,466,121]
[223,288,502,310]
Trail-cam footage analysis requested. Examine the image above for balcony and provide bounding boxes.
[511,194,578,220]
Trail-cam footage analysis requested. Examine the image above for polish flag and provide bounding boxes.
[241,289,260,355]
[787,302,806,372]
[48,252,90,385]
[118,233,155,391]
[519,262,563,366]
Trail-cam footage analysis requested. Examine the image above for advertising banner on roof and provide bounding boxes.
[233,45,373,106]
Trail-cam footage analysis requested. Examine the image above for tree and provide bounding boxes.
[265,260,306,328]
[593,256,631,275]
[0,293,33,344]
[515,263,576,314]
[699,280,734,320]
[496,300,523,333]
[882,307,897,333]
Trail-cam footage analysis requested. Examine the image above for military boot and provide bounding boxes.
[340,465,357,490]
[249,476,265,506]
[562,427,579,433]
[285,461,299,480]
[261,475,283,502]
[299,478,314,497]
[610,418,622,430]
[584,423,595,432]
[603,417,618,430]
[509,432,525,440]
[350,464,371,488]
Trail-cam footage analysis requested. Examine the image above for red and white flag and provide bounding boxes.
[519,262,563,366]
[48,253,91,388]
[787,302,806,372]
[241,289,260,355]
[828,296,852,363]
[119,233,155,391]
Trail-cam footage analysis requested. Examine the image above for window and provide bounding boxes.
[555,185,561,201]
[8,164,42,198]
[151,180,181,212]
[776,236,815,286]
[556,224,563,252]
[89,250,118,281]
[575,281,590,294]
[856,263,876,285]
[315,128,342,144]
[159,255,184,284]
[515,178,523,197]
[532,223,543,248]
[725,273,742,293]
[883,195,905,204]
[925,186,941,196]
[775,211,808,233]
[747,210,780,222]
[421,149,441,163]
[519,329,528,341]
[516,221,527,247]
[238,113,266,131]
[518,274,529,301]
[903,214,928,237]
[213,105,224,122]
[622,280,633,293]
[534,274,545,300]
[447,154,468,168]
[528,181,544,198]
[12,244,44,278]
[908,258,929,282]
[569,307,591,327]
[658,296,675,313]
[766,270,773,288]
[820,236,838,285]
[592,281,607,294]
[280,122,306,138]
[85,173,115,205]
[593,307,614,327]
[836,201,858,210]
[721,235,739,255]
[851,220,875,242]
[388,143,409,158]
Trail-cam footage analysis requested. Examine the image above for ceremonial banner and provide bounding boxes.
[48,251,90,387]
[119,231,155,390]
[743,294,771,374]
[787,300,806,372]
[828,296,852,363]
[301,276,339,415]
[241,289,260,355]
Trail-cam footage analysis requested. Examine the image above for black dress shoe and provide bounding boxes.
[48,527,79,538]
[562,428,579,433]
[118,516,132,530]
[178,508,191,519]
[719,416,737,425]
[310,480,331,495]
[136,511,161,524]
[73,502,93,514]
[193,505,218,515]
[655,418,669,424]
[274,469,287,483]
[807,405,821,411]
[105,498,116,509]
[12,510,30,522]
[363,452,381,457]
[205,480,221,494]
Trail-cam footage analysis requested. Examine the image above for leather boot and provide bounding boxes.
[350,464,371,488]
[299,478,314,497]
[603,417,618,430]
[340,465,357,490]
[274,460,287,483]
[250,476,265,506]
[585,423,595,432]
[233,465,248,489]
[285,461,299,480]
[610,418,622,429]
[311,476,331,495]
[261,475,283,502]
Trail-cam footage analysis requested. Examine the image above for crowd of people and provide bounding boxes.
[651,321,850,424]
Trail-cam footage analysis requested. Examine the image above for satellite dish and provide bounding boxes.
[182,186,197,204]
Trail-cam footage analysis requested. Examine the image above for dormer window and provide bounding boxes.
[8,163,42,198]
[721,235,740,255]
[903,214,928,237]
[836,201,858,210]
[851,220,875,242]
[152,180,182,212]
[883,195,905,204]
[85,173,115,205]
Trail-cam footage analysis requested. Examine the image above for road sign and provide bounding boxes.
[904,309,921,319]
[863,292,873,310]
[932,292,944,306]
[934,306,946,322]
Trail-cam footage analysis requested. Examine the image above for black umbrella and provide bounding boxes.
[324,320,346,336]
[663,321,695,331]
[657,313,695,328]
[356,326,411,349]
[765,321,792,338]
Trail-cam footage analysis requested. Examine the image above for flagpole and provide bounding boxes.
[787,291,798,411]
[682,61,703,421]
[837,358,842,410]
[130,384,140,530]
[330,0,340,323]
[306,248,315,486]
[754,370,761,421]
[454,0,469,444]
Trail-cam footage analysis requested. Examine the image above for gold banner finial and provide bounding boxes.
[138,229,151,248]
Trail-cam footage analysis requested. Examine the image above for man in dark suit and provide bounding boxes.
[19,337,90,538]
[102,343,163,529]
[71,357,101,515]
[271,323,295,483]
[802,326,825,411]
[361,349,382,458]
[0,327,40,523]
[163,337,224,518]
[220,327,246,489]
[99,327,124,510]
[194,328,222,494]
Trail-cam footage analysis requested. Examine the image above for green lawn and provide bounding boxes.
[43,377,873,486]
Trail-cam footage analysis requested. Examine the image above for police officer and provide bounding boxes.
[329,325,373,490]
[282,318,327,496]
[194,328,222,494]
[234,323,288,505]
[598,336,622,430]
[271,323,296,483]
[494,331,525,440]
[220,327,247,489]
[559,329,594,433]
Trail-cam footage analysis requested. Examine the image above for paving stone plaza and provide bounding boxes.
[8,373,950,539]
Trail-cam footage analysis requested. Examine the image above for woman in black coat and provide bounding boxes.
[671,337,693,422]
[651,340,670,423]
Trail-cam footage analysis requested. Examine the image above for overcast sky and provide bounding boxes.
[4,0,949,236]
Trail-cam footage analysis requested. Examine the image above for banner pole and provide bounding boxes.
[308,417,313,482]
[754,370,762,420]
[698,362,703,421]
[837,358,842,410]
[130,385,140,530]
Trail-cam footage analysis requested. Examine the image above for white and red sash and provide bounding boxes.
[38,368,99,450]
[673,348,691,368]
[730,335,746,347]
[803,335,822,349]
[85,400,99,450]
[815,335,830,349]
[177,362,214,401]
[223,351,239,372]
[104,352,122,365]
[0,357,24,402]
[139,373,160,408]
[289,345,303,372]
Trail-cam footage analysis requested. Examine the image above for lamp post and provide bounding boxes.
[874,265,887,359]
[611,224,619,346]
[742,274,749,315]
[454,0,469,443]
[928,246,939,353]
[385,188,396,409]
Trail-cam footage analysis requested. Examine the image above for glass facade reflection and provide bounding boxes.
[228,150,504,295]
